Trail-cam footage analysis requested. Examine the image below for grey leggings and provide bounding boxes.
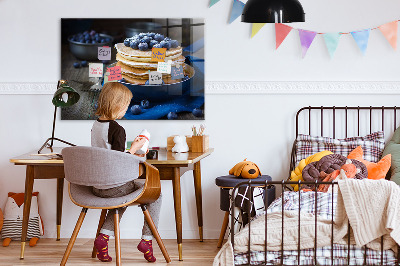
[92,179,162,240]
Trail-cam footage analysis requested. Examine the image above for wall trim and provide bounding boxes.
[1,81,400,95]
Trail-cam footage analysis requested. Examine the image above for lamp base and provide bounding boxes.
[38,137,76,154]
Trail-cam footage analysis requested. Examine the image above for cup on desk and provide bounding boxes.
[146,150,158,160]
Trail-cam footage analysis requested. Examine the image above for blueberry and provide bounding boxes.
[140,99,150,109]
[170,40,179,48]
[154,34,164,42]
[130,105,142,115]
[101,39,106,43]
[91,40,97,44]
[84,35,90,41]
[95,33,100,38]
[105,38,111,43]
[138,42,149,51]
[183,75,189,80]
[149,40,158,49]
[149,32,156,38]
[153,43,161,49]
[192,108,203,117]
[79,38,85,43]
[83,31,89,35]
[130,40,140,49]
[90,30,96,36]
[81,61,88,67]
[164,37,171,42]
[139,33,146,38]
[124,39,130,46]
[160,41,171,50]
[73,62,80,68]
[167,112,178,120]
[85,40,91,44]
[142,36,151,43]
[145,80,149,85]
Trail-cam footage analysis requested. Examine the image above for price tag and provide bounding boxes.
[98,46,111,60]
[171,65,184,79]
[106,66,122,82]
[151,48,167,62]
[89,63,103,77]
[148,71,163,85]
[157,60,172,74]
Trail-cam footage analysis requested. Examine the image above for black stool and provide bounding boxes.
[215,175,275,248]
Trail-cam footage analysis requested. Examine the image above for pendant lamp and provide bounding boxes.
[38,80,80,154]
[241,0,305,23]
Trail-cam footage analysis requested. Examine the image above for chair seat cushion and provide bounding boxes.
[69,180,145,208]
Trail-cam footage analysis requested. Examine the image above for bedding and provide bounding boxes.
[214,181,399,266]
[294,131,385,167]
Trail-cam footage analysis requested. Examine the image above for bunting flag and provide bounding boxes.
[229,0,245,24]
[298,29,317,58]
[209,0,220,7]
[323,33,341,58]
[351,29,370,55]
[378,21,398,50]
[275,23,293,49]
[251,23,266,38]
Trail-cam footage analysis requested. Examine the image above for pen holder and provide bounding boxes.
[191,135,209,153]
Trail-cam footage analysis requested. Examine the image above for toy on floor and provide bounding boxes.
[1,192,44,247]
[229,159,261,179]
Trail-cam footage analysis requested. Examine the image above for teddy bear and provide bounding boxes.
[229,159,261,179]
[1,192,44,247]
[172,135,189,153]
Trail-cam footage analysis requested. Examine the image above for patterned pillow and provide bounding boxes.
[294,131,385,166]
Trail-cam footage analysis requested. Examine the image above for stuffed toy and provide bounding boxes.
[1,192,44,247]
[229,159,261,179]
[289,150,333,191]
[172,135,189,153]
[348,146,391,180]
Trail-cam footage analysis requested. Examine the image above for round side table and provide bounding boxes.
[215,175,275,248]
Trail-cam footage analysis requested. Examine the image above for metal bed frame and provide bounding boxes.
[230,106,400,266]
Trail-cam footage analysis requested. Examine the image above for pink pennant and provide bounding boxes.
[275,24,293,49]
[298,29,317,58]
[378,21,398,50]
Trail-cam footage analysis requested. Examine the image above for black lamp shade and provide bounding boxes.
[242,0,305,23]
[52,84,80,107]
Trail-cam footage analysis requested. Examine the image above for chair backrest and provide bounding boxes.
[62,146,145,187]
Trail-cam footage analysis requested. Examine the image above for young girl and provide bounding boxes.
[91,82,162,263]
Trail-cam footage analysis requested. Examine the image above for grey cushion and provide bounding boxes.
[382,126,400,184]
[62,146,145,188]
[69,180,145,208]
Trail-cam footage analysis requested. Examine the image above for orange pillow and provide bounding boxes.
[347,146,391,180]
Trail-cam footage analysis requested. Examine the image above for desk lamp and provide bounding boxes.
[38,80,80,154]
[241,0,305,23]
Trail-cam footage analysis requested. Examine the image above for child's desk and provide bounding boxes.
[10,147,213,261]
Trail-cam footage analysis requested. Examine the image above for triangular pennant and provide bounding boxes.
[275,23,293,49]
[209,0,220,7]
[229,0,245,24]
[251,23,266,38]
[351,29,370,55]
[323,33,341,58]
[298,29,317,58]
[378,21,398,50]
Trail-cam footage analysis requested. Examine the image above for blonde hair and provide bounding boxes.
[96,83,133,120]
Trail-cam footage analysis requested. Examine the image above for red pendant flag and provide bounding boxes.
[275,23,293,49]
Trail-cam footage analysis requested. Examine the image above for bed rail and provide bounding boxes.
[230,180,400,266]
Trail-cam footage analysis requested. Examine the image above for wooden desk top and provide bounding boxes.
[10,147,214,166]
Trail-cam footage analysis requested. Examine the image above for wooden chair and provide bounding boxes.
[60,146,171,265]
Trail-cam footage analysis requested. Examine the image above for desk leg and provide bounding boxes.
[172,167,183,261]
[193,161,203,242]
[56,178,64,241]
[20,165,34,259]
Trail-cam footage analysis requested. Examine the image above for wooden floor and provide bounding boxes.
[0,239,221,265]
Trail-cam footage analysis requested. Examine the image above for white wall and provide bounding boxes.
[1,0,400,240]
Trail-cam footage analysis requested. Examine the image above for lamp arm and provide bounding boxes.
[50,105,57,148]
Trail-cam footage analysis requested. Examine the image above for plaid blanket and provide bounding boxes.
[234,191,397,265]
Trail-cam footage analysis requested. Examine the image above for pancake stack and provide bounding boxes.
[115,33,188,85]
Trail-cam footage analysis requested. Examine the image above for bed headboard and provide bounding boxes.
[290,106,400,179]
